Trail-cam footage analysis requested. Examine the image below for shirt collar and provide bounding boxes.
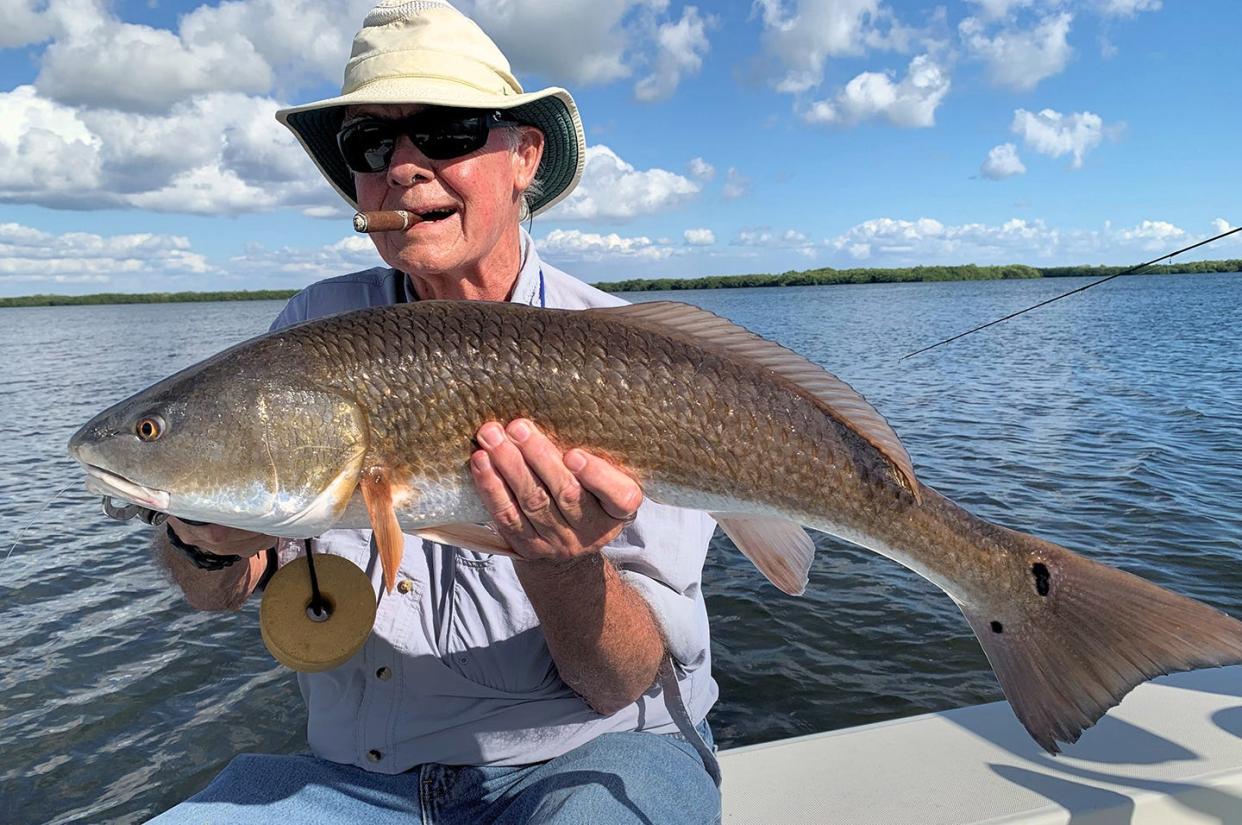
[396,227,543,307]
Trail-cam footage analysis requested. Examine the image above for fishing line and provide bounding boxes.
[2,480,74,574]
[900,224,1242,361]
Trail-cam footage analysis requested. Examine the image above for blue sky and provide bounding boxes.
[0,0,1238,296]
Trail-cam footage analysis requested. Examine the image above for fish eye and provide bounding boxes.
[136,415,166,442]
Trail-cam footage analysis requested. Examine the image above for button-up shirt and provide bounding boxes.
[269,231,718,771]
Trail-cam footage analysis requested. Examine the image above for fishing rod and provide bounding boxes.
[900,224,1242,361]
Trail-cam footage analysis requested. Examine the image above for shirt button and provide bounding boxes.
[367,749,382,763]
[397,579,414,594]
[376,666,392,681]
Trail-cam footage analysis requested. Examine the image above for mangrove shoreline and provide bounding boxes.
[3,259,1239,307]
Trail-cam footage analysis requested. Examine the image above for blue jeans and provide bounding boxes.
[148,721,719,824]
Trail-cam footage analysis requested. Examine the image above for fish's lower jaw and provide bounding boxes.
[80,463,170,512]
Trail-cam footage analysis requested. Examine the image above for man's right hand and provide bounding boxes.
[167,518,276,557]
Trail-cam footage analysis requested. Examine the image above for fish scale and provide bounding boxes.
[69,298,1242,756]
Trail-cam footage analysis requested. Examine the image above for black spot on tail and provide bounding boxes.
[1033,562,1051,596]
[990,621,1004,633]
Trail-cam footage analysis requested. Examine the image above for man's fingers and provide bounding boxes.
[469,449,531,537]
[563,449,643,523]
[505,419,586,523]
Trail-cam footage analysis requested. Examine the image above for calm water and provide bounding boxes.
[2,273,1240,823]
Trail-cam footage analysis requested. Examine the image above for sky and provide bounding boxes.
[0,0,1238,296]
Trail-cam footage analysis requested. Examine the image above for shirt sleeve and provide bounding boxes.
[604,502,717,669]
[269,290,310,333]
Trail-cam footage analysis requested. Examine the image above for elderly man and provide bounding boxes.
[149,1,720,823]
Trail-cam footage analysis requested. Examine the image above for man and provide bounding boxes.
[150,1,720,822]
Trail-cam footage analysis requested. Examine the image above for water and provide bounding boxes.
[1,273,1240,823]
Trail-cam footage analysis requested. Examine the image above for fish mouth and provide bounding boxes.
[79,462,171,512]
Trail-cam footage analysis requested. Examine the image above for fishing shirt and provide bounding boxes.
[267,230,719,772]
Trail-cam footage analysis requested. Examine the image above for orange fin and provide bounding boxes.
[591,302,921,502]
[713,513,814,595]
[414,523,519,557]
[359,468,404,593]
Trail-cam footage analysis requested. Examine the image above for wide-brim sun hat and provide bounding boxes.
[276,0,585,218]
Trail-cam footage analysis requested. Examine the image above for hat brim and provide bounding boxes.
[276,81,584,218]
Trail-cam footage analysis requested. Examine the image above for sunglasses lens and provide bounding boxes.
[337,112,495,171]
[338,121,397,173]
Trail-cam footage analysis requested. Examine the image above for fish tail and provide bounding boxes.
[958,531,1242,753]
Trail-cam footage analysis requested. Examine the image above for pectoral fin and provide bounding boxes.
[359,468,404,593]
[414,523,520,557]
[713,513,815,596]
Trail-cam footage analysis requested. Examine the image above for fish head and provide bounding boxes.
[68,358,369,537]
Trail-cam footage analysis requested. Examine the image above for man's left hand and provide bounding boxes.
[470,419,642,563]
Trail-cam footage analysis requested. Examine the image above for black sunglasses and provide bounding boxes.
[336,108,517,173]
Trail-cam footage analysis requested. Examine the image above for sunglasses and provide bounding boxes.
[336,108,517,173]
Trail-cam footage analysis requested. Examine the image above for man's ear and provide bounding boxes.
[513,126,545,190]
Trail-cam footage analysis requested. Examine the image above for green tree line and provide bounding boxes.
[2,260,1239,306]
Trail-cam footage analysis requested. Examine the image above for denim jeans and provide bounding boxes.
[147,721,720,824]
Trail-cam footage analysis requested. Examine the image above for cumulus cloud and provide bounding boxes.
[1011,108,1107,168]
[755,0,915,94]
[828,215,1222,263]
[980,142,1026,179]
[538,228,678,261]
[551,145,700,221]
[687,157,716,181]
[0,222,212,286]
[0,86,335,214]
[684,228,715,245]
[227,234,384,282]
[959,11,1072,91]
[722,168,750,200]
[1095,0,1161,17]
[802,54,949,128]
[732,227,820,257]
[634,6,714,102]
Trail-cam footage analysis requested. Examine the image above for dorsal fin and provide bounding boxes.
[587,301,920,500]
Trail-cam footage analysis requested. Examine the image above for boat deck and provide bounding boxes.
[719,666,1242,824]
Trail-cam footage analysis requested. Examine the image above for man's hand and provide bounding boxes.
[167,518,276,558]
[470,419,643,563]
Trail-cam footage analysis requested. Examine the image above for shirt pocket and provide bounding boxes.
[443,551,561,695]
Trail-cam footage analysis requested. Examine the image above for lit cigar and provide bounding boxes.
[353,210,421,233]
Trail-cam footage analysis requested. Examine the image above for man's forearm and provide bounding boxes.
[515,553,665,715]
[153,527,267,611]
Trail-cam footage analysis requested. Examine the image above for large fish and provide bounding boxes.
[69,300,1242,753]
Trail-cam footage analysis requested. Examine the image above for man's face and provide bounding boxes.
[348,104,543,280]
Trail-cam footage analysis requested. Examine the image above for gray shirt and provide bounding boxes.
[269,231,718,771]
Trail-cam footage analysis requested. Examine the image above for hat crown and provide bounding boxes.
[345,0,523,97]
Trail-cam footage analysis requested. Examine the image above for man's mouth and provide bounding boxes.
[412,207,457,222]
[80,463,171,511]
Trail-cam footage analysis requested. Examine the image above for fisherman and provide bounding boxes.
[148,1,719,822]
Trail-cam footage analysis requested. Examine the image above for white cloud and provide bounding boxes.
[966,0,1037,22]
[0,0,64,49]
[227,234,384,281]
[538,228,678,261]
[959,12,1072,91]
[732,227,819,257]
[802,54,949,128]
[756,0,914,94]
[550,145,700,221]
[634,6,714,102]
[980,142,1026,179]
[1011,108,1106,168]
[1211,218,1235,235]
[827,215,1225,264]
[0,222,212,285]
[687,157,716,182]
[722,168,750,200]
[684,228,715,245]
[1095,0,1161,17]
[0,86,335,214]
[32,0,373,112]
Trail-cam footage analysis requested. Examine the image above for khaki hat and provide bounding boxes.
[276,0,585,217]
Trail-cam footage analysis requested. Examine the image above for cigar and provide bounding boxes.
[352,210,422,233]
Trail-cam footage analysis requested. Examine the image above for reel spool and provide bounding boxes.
[259,553,376,672]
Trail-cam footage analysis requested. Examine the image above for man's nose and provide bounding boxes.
[387,135,434,186]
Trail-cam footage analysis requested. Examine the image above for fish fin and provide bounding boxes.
[359,468,403,593]
[592,302,920,501]
[960,537,1242,754]
[414,523,520,557]
[712,513,814,595]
